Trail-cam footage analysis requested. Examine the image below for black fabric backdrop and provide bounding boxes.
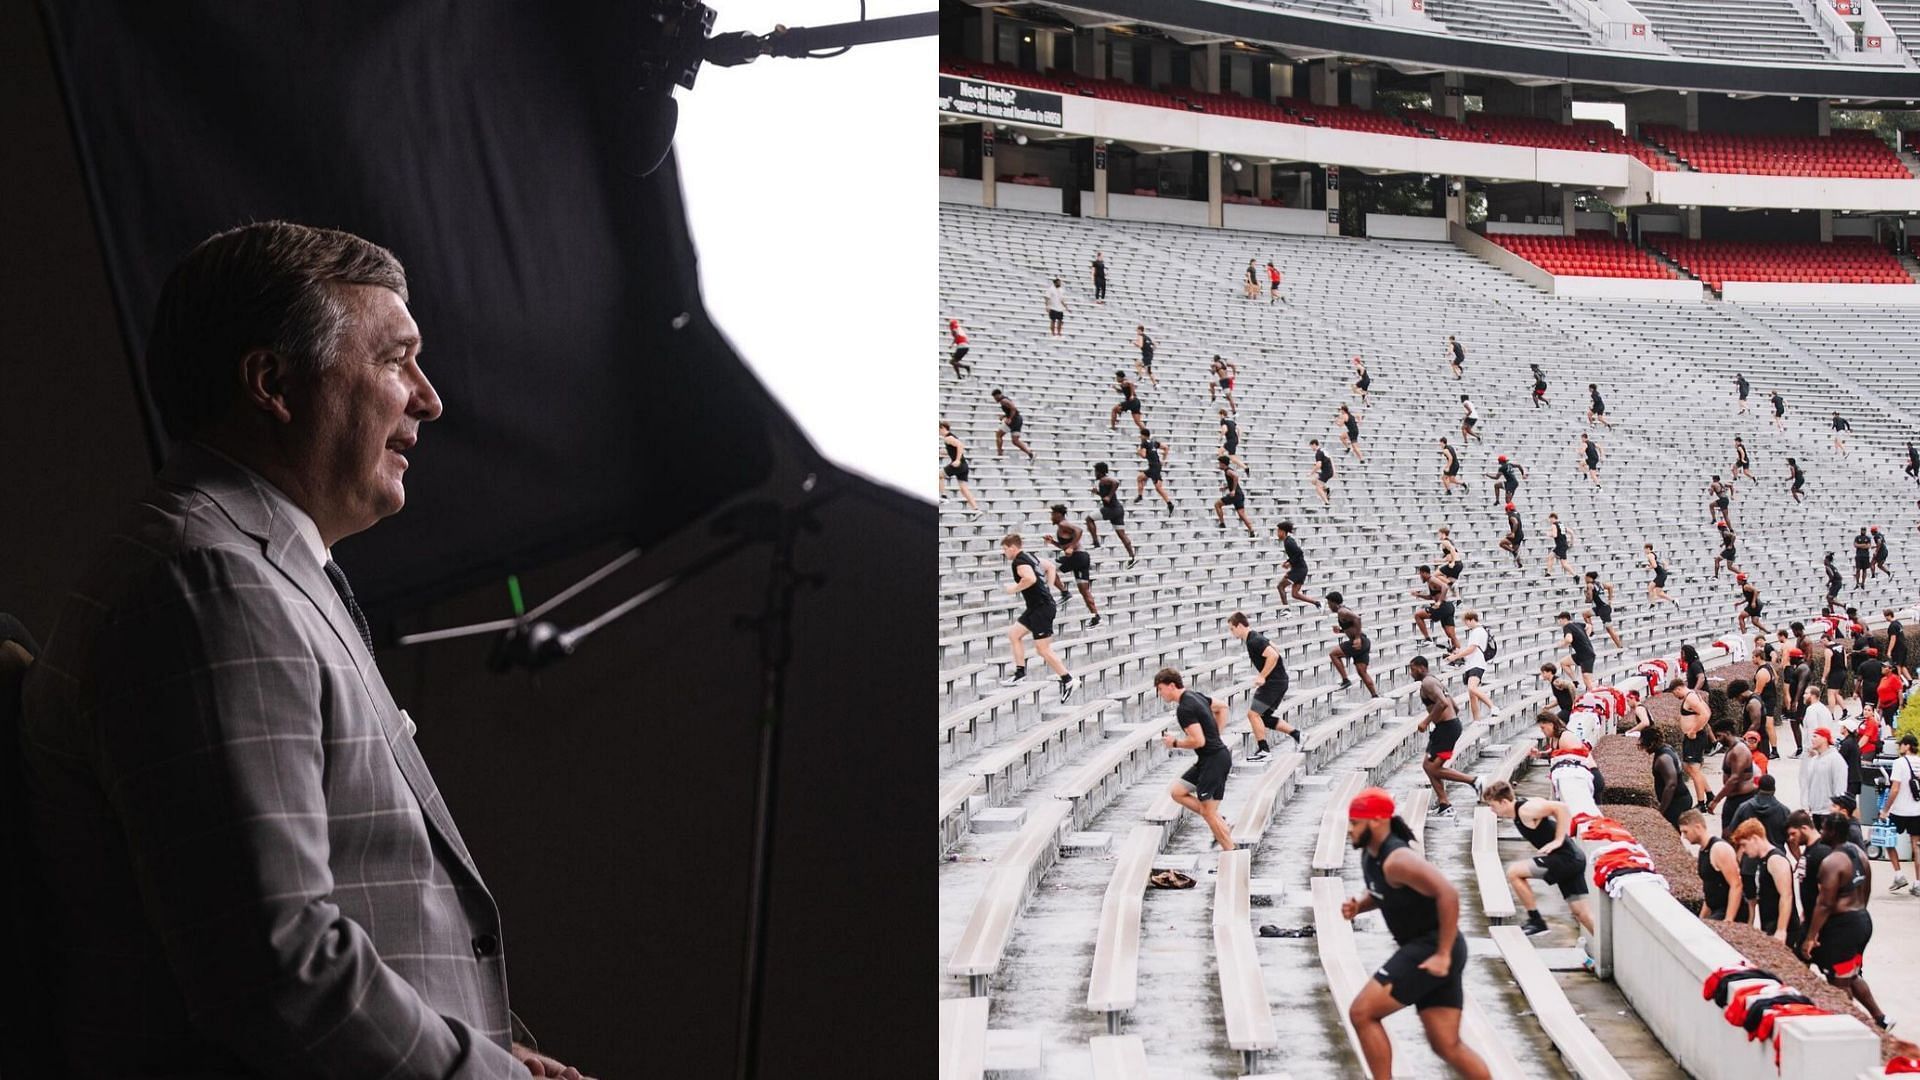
[8,1,931,1075]
[39,0,780,615]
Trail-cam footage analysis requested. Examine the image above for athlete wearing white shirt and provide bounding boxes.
[1444,611,1495,723]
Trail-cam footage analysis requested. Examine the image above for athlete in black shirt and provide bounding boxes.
[1583,572,1623,650]
[1586,384,1611,429]
[1351,355,1371,407]
[939,420,982,514]
[1214,456,1255,537]
[1733,436,1754,483]
[1447,335,1466,380]
[1640,726,1693,828]
[1084,462,1137,567]
[1135,429,1173,510]
[1341,786,1491,1080]
[1870,527,1890,580]
[1735,372,1750,413]
[1854,528,1873,589]
[1731,819,1798,946]
[1736,574,1769,636]
[989,389,1035,462]
[1090,250,1107,303]
[1831,413,1851,456]
[1274,520,1321,609]
[1906,441,1919,483]
[1217,409,1249,477]
[1770,389,1786,431]
[1229,612,1301,759]
[1644,544,1674,606]
[1785,457,1805,504]
[1438,437,1462,496]
[1715,520,1740,578]
[998,533,1080,702]
[1109,371,1145,433]
[1530,363,1549,409]
[1155,668,1235,851]
[1498,502,1526,568]
[1338,405,1366,462]
[1545,512,1579,581]
[1482,781,1594,936]
[1557,611,1597,691]
[1043,505,1102,628]
[1485,455,1525,509]
[1131,325,1158,388]
[1578,433,1603,486]
[1309,439,1335,506]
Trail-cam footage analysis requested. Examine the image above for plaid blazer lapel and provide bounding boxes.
[156,441,488,887]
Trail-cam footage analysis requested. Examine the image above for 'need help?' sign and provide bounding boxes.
[939,75,1064,129]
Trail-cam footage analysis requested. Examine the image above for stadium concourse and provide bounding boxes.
[936,203,1920,1078]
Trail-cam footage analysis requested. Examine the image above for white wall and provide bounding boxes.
[1830,215,1876,236]
[1226,204,1338,235]
[1452,224,1554,291]
[1721,281,1920,304]
[1604,880,1880,1080]
[939,176,983,205]
[1648,169,1920,212]
[1102,191,1209,226]
[1553,275,1705,300]
[1365,214,1450,241]
[1485,222,1565,235]
[939,175,1065,214]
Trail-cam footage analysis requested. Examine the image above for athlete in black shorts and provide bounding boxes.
[1786,457,1805,503]
[1556,611,1597,691]
[1458,395,1481,443]
[1342,786,1491,1080]
[938,420,981,513]
[1578,433,1603,486]
[1732,436,1753,483]
[1770,389,1786,430]
[1906,441,1919,483]
[1498,503,1525,568]
[1229,612,1301,759]
[1209,356,1238,414]
[1801,814,1890,1029]
[1436,528,1465,585]
[947,318,971,379]
[1486,455,1525,509]
[1135,429,1173,509]
[1109,371,1145,432]
[1530,363,1548,409]
[1043,505,1102,627]
[1870,528,1889,579]
[1338,405,1365,462]
[1275,521,1320,608]
[998,533,1080,702]
[1736,575,1769,635]
[1735,372,1750,413]
[1327,592,1377,697]
[1410,565,1459,652]
[1085,463,1137,567]
[1708,476,1732,525]
[989,389,1035,462]
[1090,250,1107,303]
[1351,355,1371,406]
[1483,781,1594,937]
[1131,325,1158,388]
[1217,409,1248,476]
[1412,656,1482,815]
[1447,334,1466,380]
[1544,512,1579,580]
[1854,527,1873,588]
[1310,440,1335,506]
[1156,668,1235,851]
[1586,384,1611,429]
[1582,572,1622,650]
[1644,544,1674,606]
[1823,552,1842,613]
[1214,456,1255,537]
[1438,437,1462,495]
[1715,521,1740,578]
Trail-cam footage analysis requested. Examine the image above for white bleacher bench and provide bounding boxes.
[939,996,988,1080]
[1086,825,1160,1033]
[972,698,1113,805]
[1472,805,1518,924]
[1489,924,1633,1080]
[947,798,1071,996]
[1142,790,1184,845]
[1400,787,1431,847]
[1312,771,1368,875]
[1214,848,1279,1073]
[939,774,982,859]
[1089,1034,1149,1080]
[1308,876,1373,1068]
[1460,988,1533,1080]
[1228,750,1305,846]
[1053,721,1171,832]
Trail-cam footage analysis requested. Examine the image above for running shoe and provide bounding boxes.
[1430,803,1455,818]
[1471,775,1487,799]
[1521,915,1550,937]
[999,668,1027,687]
[1087,614,1103,628]
[1248,746,1271,762]
[1892,873,1912,893]
[1125,557,1138,570]
[1060,675,1081,703]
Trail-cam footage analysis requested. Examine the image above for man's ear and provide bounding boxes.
[236,348,297,424]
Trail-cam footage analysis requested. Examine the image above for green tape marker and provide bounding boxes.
[507,574,525,618]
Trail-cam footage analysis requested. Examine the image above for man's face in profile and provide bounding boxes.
[290,284,440,539]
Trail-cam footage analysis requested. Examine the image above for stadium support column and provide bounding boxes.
[1686,206,1701,239]
[1089,28,1106,79]
[1255,163,1272,203]
[979,7,994,63]
[1434,72,1464,121]
[1445,177,1465,226]
[1311,60,1338,107]
[981,125,997,209]
[1820,209,1834,242]
[1209,152,1224,228]
[1093,140,1109,219]
[1351,67,1373,110]
[1561,188,1578,236]
[1817,99,1831,136]
[1203,43,1221,94]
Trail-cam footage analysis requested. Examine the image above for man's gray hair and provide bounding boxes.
[145,221,407,441]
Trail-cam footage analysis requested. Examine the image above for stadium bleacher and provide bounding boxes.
[1631,0,1835,63]
[1641,124,1910,179]
[1421,0,1596,49]
[1646,235,1914,290]
[938,201,1918,1076]
[1489,229,1677,279]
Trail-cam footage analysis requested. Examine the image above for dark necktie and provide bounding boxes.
[323,558,375,653]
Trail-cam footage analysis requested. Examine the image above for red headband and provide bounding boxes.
[1349,786,1396,820]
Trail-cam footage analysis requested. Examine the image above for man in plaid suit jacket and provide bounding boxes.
[18,223,584,1078]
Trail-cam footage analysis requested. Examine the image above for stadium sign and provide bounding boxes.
[939,75,1065,129]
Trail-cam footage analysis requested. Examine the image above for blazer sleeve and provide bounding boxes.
[88,546,526,1079]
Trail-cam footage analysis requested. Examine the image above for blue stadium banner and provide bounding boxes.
[940,75,1065,129]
